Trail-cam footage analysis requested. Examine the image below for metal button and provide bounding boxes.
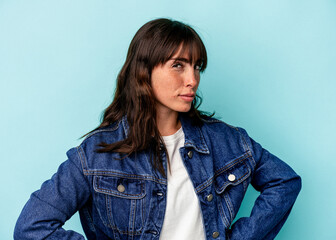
[157,192,163,196]
[187,150,193,159]
[228,174,236,182]
[206,194,213,202]
[212,231,219,238]
[117,184,125,192]
[148,230,158,235]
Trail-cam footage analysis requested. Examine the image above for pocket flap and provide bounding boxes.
[215,159,251,194]
[94,176,146,199]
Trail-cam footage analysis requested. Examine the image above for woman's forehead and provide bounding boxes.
[168,44,202,63]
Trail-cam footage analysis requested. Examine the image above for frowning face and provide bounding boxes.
[151,49,202,116]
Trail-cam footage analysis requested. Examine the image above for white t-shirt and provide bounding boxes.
[160,127,206,240]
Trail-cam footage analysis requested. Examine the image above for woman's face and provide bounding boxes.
[151,48,201,116]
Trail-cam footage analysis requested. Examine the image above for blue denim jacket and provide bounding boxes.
[14,115,301,240]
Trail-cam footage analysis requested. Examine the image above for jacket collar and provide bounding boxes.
[121,115,129,137]
[179,114,210,154]
[121,114,210,155]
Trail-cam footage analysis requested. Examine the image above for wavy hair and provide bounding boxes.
[89,18,209,175]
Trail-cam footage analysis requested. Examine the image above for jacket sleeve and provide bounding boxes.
[227,128,302,240]
[14,147,91,240]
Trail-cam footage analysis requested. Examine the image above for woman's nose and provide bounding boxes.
[185,67,199,88]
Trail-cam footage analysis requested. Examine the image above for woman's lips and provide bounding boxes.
[179,94,195,102]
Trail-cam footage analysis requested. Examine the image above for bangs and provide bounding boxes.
[173,40,207,71]
[147,20,207,71]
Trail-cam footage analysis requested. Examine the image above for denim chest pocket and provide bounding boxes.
[214,159,251,194]
[93,175,146,234]
[214,158,252,227]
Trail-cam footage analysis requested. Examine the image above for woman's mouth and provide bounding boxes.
[179,93,195,102]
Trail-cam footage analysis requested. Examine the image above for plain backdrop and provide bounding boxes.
[1,0,335,239]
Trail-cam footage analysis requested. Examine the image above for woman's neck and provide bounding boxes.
[156,110,181,136]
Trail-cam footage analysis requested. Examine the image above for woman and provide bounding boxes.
[14,18,301,240]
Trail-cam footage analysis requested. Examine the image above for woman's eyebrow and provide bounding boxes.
[170,57,190,63]
[170,57,191,64]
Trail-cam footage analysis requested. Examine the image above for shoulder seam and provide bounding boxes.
[202,117,239,130]
[81,121,121,143]
[236,127,256,167]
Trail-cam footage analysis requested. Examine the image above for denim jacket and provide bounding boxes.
[14,114,301,240]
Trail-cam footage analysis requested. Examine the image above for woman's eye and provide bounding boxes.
[172,62,183,68]
[194,62,203,71]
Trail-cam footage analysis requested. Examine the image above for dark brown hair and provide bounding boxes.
[90,18,208,175]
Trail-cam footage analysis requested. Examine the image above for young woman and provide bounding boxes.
[14,18,301,240]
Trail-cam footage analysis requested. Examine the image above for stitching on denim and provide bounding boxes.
[224,192,234,222]
[104,223,143,235]
[195,153,251,193]
[215,161,251,193]
[129,199,136,239]
[237,128,256,168]
[104,194,144,235]
[111,224,118,240]
[249,153,256,168]
[197,127,210,152]
[242,138,255,167]
[183,125,210,154]
[143,149,160,180]
[239,130,249,152]
[196,177,213,193]
[243,178,248,192]
[85,170,167,185]
[106,194,115,228]
[141,196,145,227]
[203,119,255,168]
[77,146,88,171]
[184,140,209,153]
[83,121,120,141]
[218,199,230,228]
[94,177,146,199]
[66,154,91,189]
[94,190,109,227]
[214,152,252,176]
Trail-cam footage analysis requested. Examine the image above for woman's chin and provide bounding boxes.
[177,105,192,113]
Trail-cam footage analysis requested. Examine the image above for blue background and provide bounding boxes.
[1,0,335,239]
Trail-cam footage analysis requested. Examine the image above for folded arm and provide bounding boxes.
[14,148,90,240]
[228,129,302,240]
